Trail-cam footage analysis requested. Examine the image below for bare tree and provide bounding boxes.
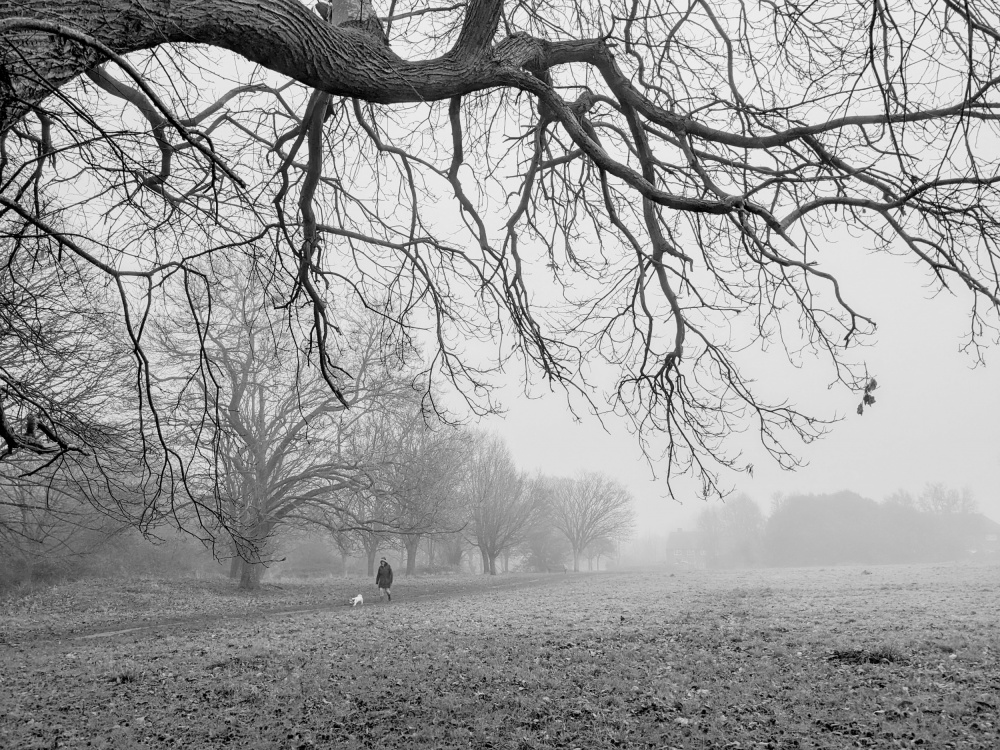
[382,411,468,576]
[464,433,537,575]
[546,472,634,572]
[0,231,162,548]
[518,515,572,573]
[5,0,1000,524]
[329,525,356,577]
[883,489,917,510]
[333,393,468,576]
[0,236,128,458]
[342,480,396,577]
[334,392,415,576]
[583,536,617,572]
[155,268,411,588]
[917,483,978,515]
[427,530,467,571]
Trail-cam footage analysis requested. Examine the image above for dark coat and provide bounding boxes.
[376,561,393,588]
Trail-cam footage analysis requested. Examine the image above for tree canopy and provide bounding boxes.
[545,472,634,572]
[3,0,1000,520]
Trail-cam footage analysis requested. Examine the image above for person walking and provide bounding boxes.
[376,557,393,602]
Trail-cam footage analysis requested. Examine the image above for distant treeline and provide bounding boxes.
[688,490,1000,568]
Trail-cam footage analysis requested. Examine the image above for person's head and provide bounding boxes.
[380,557,387,565]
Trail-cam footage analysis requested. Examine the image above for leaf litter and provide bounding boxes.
[0,564,998,748]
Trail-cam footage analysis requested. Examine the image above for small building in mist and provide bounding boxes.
[665,529,707,569]
[937,513,1000,559]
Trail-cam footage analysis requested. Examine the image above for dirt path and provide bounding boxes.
[32,571,609,645]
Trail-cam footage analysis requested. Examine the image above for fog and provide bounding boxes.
[494,233,1000,543]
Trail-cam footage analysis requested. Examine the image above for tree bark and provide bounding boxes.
[0,0,530,131]
[238,559,265,590]
[1,0,735,260]
[232,518,273,590]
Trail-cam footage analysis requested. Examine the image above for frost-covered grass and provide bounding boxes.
[1,564,997,748]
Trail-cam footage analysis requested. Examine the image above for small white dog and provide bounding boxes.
[350,594,364,607]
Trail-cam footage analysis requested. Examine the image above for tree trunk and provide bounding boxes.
[238,559,265,590]
[231,513,273,590]
[366,546,378,577]
[445,536,464,568]
[572,549,580,572]
[486,549,497,575]
[403,533,420,576]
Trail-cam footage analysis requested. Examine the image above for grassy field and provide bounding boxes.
[1,563,997,749]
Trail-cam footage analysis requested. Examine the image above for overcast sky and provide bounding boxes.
[488,236,1000,533]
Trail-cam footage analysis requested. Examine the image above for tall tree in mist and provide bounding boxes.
[155,268,410,588]
[381,409,468,576]
[334,392,461,576]
[335,393,469,576]
[546,472,634,572]
[917,484,978,515]
[464,433,537,575]
[5,0,1000,533]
